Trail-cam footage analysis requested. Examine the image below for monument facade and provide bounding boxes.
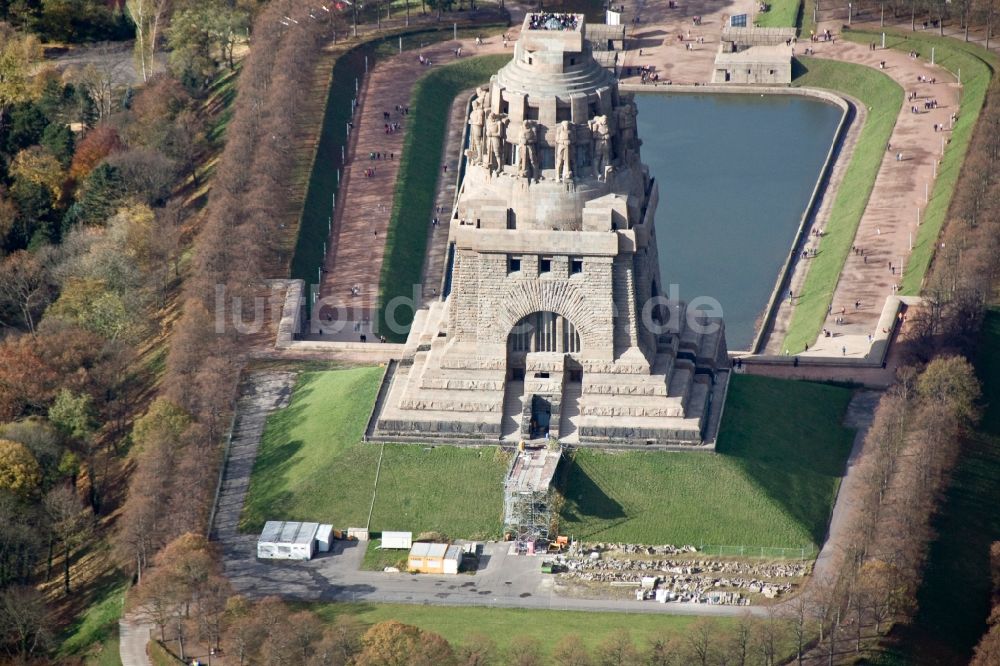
[372,13,729,447]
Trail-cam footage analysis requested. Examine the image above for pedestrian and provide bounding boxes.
[842,346,846,356]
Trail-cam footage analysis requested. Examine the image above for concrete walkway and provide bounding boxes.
[118,617,153,666]
[211,372,297,543]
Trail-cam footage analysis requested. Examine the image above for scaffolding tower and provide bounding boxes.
[503,446,562,552]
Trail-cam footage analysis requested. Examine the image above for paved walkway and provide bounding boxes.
[118,617,153,666]
[618,0,757,85]
[767,36,959,357]
[211,372,296,543]
[317,23,522,342]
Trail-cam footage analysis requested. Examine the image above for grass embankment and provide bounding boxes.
[755,0,802,29]
[56,580,126,664]
[842,29,996,296]
[292,29,505,315]
[891,309,1000,664]
[243,369,854,550]
[780,58,903,353]
[311,603,746,657]
[559,374,855,550]
[377,54,509,340]
[240,368,509,539]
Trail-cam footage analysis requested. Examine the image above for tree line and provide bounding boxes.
[0,0,274,660]
[112,0,345,591]
[136,534,801,666]
[780,32,1000,659]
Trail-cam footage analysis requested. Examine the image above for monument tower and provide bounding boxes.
[373,13,729,446]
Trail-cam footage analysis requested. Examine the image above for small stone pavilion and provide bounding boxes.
[372,14,729,447]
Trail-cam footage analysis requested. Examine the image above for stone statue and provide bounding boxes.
[590,115,612,178]
[554,120,575,182]
[477,84,492,114]
[614,102,639,162]
[516,119,540,181]
[468,98,485,162]
[484,111,508,174]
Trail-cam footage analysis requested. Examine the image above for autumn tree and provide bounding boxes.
[0,439,41,498]
[68,125,124,182]
[595,630,640,666]
[0,23,42,131]
[550,634,591,666]
[0,250,54,333]
[48,389,100,511]
[43,484,90,594]
[308,614,365,666]
[0,585,50,661]
[503,635,544,666]
[355,621,456,666]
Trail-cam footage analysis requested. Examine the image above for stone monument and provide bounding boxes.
[372,13,729,447]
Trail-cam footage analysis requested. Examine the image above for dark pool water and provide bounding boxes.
[637,92,843,349]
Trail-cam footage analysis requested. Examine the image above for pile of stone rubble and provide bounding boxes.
[556,543,810,605]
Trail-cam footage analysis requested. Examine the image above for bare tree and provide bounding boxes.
[44,485,91,594]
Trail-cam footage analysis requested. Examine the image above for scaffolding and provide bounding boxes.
[503,446,562,552]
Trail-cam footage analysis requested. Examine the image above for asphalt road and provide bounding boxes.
[222,537,758,617]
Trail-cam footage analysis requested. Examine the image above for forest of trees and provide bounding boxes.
[0,0,269,660]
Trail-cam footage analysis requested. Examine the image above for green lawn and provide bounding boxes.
[361,539,410,571]
[377,54,510,341]
[57,579,126,662]
[841,29,997,296]
[311,602,751,658]
[781,58,903,353]
[559,374,856,550]
[894,309,1000,664]
[755,0,802,29]
[240,368,509,539]
[242,369,855,549]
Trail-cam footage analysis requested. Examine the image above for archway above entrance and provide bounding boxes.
[508,311,582,354]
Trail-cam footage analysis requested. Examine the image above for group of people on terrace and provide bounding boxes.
[527,12,578,31]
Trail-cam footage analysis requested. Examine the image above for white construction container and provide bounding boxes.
[257,521,319,561]
[315,524,334,552]
[443,545,463,574]
[347,527,369,541]
[380,531,412,550]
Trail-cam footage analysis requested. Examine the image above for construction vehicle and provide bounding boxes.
[548,535,569,552]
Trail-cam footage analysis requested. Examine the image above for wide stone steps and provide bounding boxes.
[559,381,582,443]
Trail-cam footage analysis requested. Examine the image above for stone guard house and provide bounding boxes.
[372,14,729,447]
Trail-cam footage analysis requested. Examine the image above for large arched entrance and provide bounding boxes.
[507,311,582,355]
[502,312,583,441]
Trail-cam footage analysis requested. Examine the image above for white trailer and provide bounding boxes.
[257,521,320,561]
[443,545,463,574]
[315,524,334,553]
[380,531,412,549]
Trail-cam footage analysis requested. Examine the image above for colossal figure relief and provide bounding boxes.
[485,111,508,174]
[554,120,574,182]
[517,120,541,181]
[468,98,485,162]
[590,115,611,178]
[615,102,639,163]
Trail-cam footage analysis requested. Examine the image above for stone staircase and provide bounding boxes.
[559,381,582,443]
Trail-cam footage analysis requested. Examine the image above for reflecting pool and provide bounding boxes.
[637,92,843,349]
